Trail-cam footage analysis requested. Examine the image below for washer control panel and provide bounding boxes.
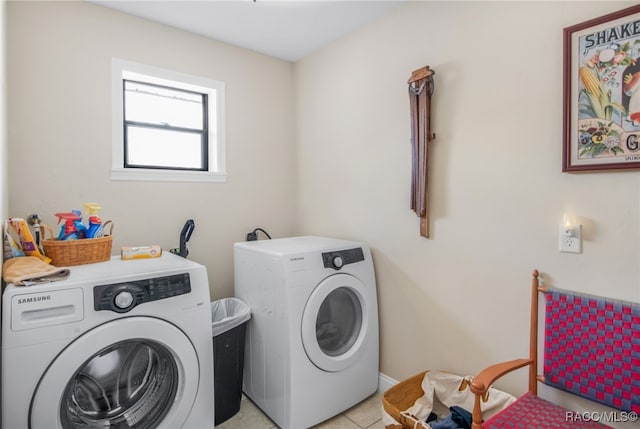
[94,273,191,313]
[322,247,365,270]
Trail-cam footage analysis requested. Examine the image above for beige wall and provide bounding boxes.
[1,0,6,240]
[294,1,639,425]
[6,1,297,299]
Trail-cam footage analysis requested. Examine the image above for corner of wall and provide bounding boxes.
[1,0,7,264]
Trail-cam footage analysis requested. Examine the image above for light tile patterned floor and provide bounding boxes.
[216,392,384,429]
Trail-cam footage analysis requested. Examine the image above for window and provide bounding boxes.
[111,59,226,182]
[124,80,208,170]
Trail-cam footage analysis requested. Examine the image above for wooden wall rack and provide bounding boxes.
[408,66,435,238]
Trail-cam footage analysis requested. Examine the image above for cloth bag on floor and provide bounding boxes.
[383,371,516,428]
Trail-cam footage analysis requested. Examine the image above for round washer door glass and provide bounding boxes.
[60,339,177,428]
[316,287,362,357]
[301,274,371,372]
[30,317,200,429]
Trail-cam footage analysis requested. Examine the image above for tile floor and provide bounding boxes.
[216,392,385,429]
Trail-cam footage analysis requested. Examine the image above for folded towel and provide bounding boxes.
[2,256,70,286]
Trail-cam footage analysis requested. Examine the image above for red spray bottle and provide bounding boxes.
[55,212,80,240]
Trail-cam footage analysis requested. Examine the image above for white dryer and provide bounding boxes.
[234,236,379,429]
[1,253,215,429]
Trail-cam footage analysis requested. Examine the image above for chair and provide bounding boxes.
[469,269,639,428]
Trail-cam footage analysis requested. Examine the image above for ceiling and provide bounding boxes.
[89,0,404,62]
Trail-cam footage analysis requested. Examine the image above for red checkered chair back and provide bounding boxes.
[543,288,639,414]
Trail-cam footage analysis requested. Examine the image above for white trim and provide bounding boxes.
[378,372,398,394]
[110,58,227,183]
[110,168,227,183]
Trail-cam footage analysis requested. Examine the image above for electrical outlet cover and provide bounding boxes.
[559,224,582,253]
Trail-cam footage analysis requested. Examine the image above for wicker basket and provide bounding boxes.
[384,371,517,429]
[382,371,429,429]
[42,221,114,266]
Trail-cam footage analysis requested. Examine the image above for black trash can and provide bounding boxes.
[211,298,251,425]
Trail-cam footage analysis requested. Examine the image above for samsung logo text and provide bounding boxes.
[17,295,52,304]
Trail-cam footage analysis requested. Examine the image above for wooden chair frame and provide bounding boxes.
[469,269,543,429]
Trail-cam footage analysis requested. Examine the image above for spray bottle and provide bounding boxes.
[72,209,88,239]
[84,203,104,239]
[55,212,80,240]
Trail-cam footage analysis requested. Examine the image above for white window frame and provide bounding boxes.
[111,58,226,183]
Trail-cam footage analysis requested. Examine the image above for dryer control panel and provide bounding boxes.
[94,273,191,313]
[322,247,365,270]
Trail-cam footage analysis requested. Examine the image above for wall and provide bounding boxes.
[0,0,6,250]
[1,2,6,423]
[294,1,639,425]
[6,1,297,299]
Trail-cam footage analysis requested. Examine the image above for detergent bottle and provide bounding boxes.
[55,212,80,240]
[84,203,104,238]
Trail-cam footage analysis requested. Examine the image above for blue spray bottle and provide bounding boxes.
[84,203,104,238]
[72,209,88,239]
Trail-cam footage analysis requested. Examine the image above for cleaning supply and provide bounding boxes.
[3,220,25,258]
[121,245,162,260]
[27,214,43,252]
[83,203,104,238]
[71,209,87,239]
[55,212,80,240]
[7,218,51,263]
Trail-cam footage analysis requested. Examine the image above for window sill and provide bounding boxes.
[111,168,227,183]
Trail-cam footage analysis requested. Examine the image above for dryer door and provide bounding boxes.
[301,273,371,372]
[30,317,199,429]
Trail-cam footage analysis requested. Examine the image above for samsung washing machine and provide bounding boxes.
[1,252,215,429]
[234,236,379,429]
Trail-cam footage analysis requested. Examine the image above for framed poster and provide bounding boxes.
[563,5,640,172]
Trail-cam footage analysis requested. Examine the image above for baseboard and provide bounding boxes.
[378,372,398,394]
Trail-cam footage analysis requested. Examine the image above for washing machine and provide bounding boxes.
[1,252,215,429]
[234,236,379,429]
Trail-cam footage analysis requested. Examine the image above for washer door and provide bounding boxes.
[30,317,199,429]
[301,274,370,372]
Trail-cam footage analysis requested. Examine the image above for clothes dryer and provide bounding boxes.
[1,253,215,429]
[234,236,379,429]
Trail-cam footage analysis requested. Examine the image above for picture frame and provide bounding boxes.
[563,5,640,172]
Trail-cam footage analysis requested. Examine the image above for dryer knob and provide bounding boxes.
[332,255,344,269]
[114,290,135,309]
